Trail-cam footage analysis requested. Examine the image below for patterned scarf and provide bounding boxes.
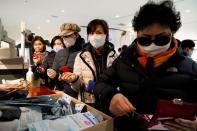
[136,37,178,69]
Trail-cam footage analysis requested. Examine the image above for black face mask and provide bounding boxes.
[137,35,171,46]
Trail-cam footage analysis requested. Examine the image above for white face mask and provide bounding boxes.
[188,49,193,57]
[46,46,52,52]
[138,39,171,57]
[53,45,63,52]
[89,34,106,48]
[63,37,76,48]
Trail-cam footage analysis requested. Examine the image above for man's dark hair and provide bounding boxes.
[181,39,195,49]
[132,0,181,33]
[87,19,109,41]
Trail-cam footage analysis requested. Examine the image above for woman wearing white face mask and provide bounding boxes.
[37,36,65,89]
[60,19,117,105]
[49,23,85,98]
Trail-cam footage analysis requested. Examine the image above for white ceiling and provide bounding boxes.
[0,0,197,42]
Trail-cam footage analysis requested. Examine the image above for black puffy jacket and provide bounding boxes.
[94,41,197,131]
[94,41,197,130]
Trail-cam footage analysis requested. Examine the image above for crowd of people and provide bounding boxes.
[16,0,197,130]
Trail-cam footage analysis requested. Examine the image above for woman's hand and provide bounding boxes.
[36,66,45,74]
[60,72,78,83]
[109,93,136,116]
[163,117,197,131]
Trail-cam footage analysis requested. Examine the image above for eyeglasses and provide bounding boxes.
[137,35,172,46]
[61,34,74,39]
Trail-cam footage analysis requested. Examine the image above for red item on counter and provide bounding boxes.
[28,85,55,97]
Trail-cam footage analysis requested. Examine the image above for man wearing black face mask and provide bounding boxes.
[16,29,34,64]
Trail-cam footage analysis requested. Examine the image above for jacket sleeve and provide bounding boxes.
[52,51,61,71]
[70,53,82,92]
[41,55,49,70]
[94,58,119,114]
[192,60,197,75]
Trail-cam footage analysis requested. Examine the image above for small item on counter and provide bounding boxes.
[26,66,34,86]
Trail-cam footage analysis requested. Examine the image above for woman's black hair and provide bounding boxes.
[132,0,181,33]
[87,19,109,41]
[32,36,46,53]
[50,36,65,49]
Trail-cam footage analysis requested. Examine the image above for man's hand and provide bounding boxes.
[109,93,136,116]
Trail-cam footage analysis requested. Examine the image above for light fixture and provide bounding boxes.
[61,9,65,13]
[37,26,41,30]
[185,9,191,13]
[46,20,50,23]
[115,15,120,18]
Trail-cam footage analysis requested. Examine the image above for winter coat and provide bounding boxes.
[70,43,117,103]
[94,41,197,130]
[52,36,84,98]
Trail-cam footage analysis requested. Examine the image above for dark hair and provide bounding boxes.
[132,0,181,33]
[32,36,46,52]
[87,19,109,41]
[50,36,65,48]
[27,34,34,42]
[181,39,195,49]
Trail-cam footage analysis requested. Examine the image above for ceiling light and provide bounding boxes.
[51,15,58,18]
[118,23,126,26]
[46,20,50,23]
[24,0,28,4]
[37,26,41,30]
[185,9,191,13]
[61,9,65,13]
[115,15,120,18]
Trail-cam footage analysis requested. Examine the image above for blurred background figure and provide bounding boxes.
[181,39,195,57]
[16,29,35,64]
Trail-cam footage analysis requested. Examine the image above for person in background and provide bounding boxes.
[47,23,84,98]
[58,19,117,106]
[94,1,197,131]
[45,40,52,52]
[16,29,34,64]
[37,36,65,89]
[181,39,195,57]
[31,36,48,83]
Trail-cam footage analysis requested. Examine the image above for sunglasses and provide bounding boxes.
[137,35,171,46]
